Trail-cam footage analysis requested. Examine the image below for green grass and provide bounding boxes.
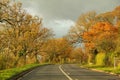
[81,64,120,74]
[0,63,43,80]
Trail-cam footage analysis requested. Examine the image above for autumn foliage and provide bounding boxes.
[0,0,53,69]
[0,0,120,70]
[68,6,120,65]
[82,22,118,51]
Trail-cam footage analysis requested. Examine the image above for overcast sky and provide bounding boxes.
[17,0,120,37]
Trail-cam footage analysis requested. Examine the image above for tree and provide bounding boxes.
[68,11,97,44]
[82,22,118,64]
[82,22,118,53]
[68,6,120,65]
[70,48,87,64]
[0,0,53,69]
[41,38,73,63]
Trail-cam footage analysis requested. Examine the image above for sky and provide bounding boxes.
[16,0,120,37]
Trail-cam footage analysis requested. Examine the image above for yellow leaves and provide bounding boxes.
[25,14,32,21]
[31,23,39,32]
[0,0,54,68]
[0,0,9,4]
[24,31,30,38]
[116,21,120,27]
[17,45,22,51]
[1,13,8,18]
[43,38,72,58]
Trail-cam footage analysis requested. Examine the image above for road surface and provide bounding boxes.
[19,64,120,80]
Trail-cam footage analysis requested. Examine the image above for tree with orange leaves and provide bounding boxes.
[82,22,118,53]
[82,22,118,65]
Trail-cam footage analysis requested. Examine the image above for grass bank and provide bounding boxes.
[80,65,120,75]
[0,63,44,80]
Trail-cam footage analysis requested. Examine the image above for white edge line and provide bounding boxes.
[17,68,36,80]
[59,65,73,80]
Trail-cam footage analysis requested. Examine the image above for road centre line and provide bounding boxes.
[59,65,73,80]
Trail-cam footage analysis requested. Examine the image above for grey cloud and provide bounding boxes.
[16,0,120,37]
[44,19,75,38]
[19,0,120,20]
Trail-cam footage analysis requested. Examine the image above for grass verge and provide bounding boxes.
[81,65,120,75]
[0,63,43,80]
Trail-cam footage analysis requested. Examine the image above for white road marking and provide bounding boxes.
[59,65,73,80]
[17,68,36,80]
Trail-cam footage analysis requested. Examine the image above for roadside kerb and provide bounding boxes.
[80,66,120,77]
[7,64,49,80]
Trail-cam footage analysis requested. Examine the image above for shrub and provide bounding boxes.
[95,53,106,66]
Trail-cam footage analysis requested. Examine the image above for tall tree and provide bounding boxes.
[0,0,53,68]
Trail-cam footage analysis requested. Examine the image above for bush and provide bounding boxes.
[0,52,15,70]
[95,53,106,66]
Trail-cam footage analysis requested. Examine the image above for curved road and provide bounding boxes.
[19,64,120,80]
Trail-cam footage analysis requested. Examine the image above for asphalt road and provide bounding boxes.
[19,64,120,80]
